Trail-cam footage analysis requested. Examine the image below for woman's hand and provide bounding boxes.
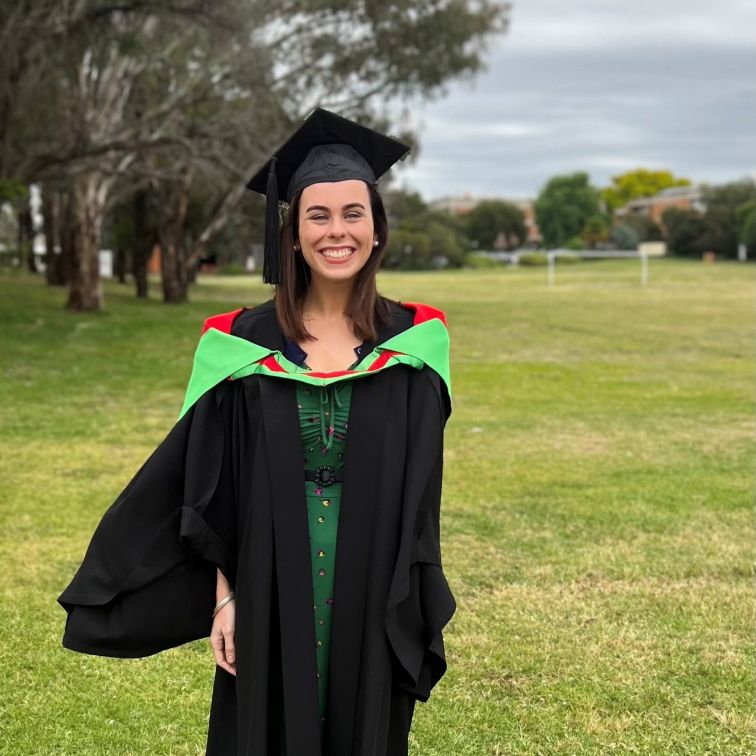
[210,598,236,676]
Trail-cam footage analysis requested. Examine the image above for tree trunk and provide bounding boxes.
[42,183,67,286]
[114,246,127,283]
[66,173,105,312]
[132,189,151,299]
[158,183,189,304]
[18,202,35,273]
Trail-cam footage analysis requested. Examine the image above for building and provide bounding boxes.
[615,185,705,226]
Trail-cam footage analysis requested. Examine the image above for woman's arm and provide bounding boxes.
[211,567,236,676]
[216,567,231,602]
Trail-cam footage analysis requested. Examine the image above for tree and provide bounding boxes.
[662,208,707,257]
[383,189,428,227]
[381,192,467,269]
[739,203,756,255]
[621,213,663,243]
[611,223,640,250]
[464,200,525,250]
[383,229,432,269]
[700,179,756,258]
[602,169,691,213]
[2,0,510,309]
[581,214,611,249]
[535,172,601,248]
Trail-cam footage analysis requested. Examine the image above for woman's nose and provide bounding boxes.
[328,217,346,237]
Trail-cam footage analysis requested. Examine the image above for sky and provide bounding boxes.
[394,0,756,202]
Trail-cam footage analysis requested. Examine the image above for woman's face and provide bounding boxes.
[297,180,376,284]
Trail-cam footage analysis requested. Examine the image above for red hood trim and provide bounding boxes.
[200,307,244,336]
[398,301,448,327]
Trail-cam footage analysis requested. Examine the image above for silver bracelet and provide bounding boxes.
[212,591,235,618]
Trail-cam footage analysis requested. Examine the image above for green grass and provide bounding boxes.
[0,258,753,754]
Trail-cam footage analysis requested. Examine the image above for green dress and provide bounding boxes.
[295,367,356,741]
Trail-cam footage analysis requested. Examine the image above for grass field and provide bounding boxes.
[0,258,753,754]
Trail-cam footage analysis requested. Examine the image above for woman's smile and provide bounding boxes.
[318,245,357,262]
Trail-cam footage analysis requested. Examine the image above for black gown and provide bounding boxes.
[57,298,456,756]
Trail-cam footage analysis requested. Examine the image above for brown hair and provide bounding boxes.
[274,182,392,344]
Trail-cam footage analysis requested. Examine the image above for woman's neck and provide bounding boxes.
[302,277,354,322]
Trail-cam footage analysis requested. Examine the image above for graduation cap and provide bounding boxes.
[246,107,411,284]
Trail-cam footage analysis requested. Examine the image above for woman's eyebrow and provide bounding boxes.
[305,203,367,213]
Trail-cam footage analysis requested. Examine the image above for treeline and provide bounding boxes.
[534,170,756,258]
[0,0,508,310]
[382,169,756,270]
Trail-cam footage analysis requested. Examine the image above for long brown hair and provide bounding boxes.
[274,182,392,344]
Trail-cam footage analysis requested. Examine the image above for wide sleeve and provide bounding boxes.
[56,382,237,658]
[384,366,456,702]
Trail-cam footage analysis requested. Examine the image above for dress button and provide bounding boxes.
[318,549,326,557]
[319,568,326,576]
[322,499,330,507]
[317,640,322,647]
[318,515,325,523]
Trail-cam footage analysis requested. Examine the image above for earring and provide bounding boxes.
[373,239,379,247]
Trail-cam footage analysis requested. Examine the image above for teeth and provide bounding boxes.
[321,248,355,259]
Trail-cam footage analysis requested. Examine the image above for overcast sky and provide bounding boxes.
[393,0,756,201]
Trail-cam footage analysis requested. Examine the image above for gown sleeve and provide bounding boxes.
[384,366,456,702]
[56,381,237,658]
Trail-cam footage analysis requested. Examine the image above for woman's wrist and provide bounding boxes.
[212,591,235,618]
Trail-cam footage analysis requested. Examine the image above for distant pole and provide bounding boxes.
[640,251,648,287]
[738,243,747,262]
[547,251,555,287]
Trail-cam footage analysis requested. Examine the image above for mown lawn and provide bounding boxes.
[0,258,753,754]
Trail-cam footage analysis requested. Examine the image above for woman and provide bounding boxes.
[58,108,455,756]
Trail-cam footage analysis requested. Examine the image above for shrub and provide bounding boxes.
[518,251,548,266]
[565,236,585,251]
[463,252,502,268]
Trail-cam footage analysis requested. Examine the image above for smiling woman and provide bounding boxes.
[57,108,455,756]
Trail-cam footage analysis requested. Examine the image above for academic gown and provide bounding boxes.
[57,297,456,756]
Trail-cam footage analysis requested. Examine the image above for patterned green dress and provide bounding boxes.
[295,367,356,742]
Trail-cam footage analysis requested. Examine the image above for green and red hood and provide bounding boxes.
[179,301,451,420]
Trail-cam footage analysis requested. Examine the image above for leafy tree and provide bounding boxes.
[383,229,432,269]
[383,189,429,227]
[382,190,467,268]
[662,208,708,257]
[1,0,510,309]
[581,214,611,249]
[610,223,640,250]
[463,200,525,250]
[602,169,691,213]
[739,203,756,254]
[535,172,601,248]
[700,179,756,258]
[425,219,466,267]
[622,213,663,243]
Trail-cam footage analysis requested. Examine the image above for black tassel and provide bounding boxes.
[263,156,282,284]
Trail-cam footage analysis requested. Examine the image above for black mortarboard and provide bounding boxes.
[246,107,411,284]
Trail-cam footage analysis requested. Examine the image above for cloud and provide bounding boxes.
[394,0,756,199]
